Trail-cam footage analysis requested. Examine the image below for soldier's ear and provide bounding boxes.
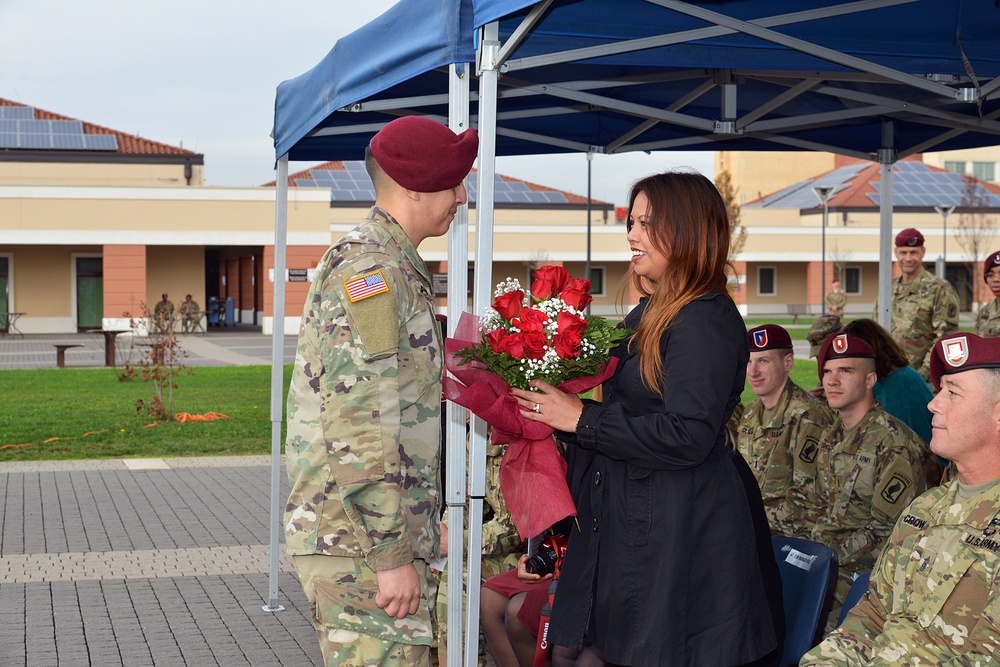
[865,371,877,391]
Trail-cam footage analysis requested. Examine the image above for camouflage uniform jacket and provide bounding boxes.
[738,380,835,538]
[876,268,959,382]
[801,478,1000,666]
[810,403,932,581]
[284,206,442,571]
[976,298,1000,338]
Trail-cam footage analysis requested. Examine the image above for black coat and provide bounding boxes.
[550,294,778,666]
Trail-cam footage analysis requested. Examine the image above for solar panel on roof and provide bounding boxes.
[83,135,118,150]
[52,134,85,149]
[0,106,34,120]
[51,120,83,134]
[0,132,17,148]
[20,134,50,148]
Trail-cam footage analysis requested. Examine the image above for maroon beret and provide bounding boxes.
[895,228,925,247]
[817,333,875,380]
[370,116,478,192]
[929,333,1000,389]
[984,250,1000,281]
[747,324,793,351]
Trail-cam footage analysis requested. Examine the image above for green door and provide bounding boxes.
[77,258,103,330]
[0,257,8,333]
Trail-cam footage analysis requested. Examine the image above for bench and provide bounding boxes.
[787,304,809,324]
[53,344,84,368]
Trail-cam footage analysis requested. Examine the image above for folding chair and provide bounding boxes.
[772,536,838,667]
[837,570,872,627]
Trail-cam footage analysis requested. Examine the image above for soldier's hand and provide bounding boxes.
[516,554,553,584]
[439,522,448,558]
[375,563,422,619]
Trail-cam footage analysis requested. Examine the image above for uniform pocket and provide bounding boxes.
[625,464,652,547]
[312,569,434,646]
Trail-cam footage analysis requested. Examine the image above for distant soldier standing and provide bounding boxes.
[738,324,835,538]
[284,116,478,667]
[874,228,959,382]
[976,250,1000,338]
[826,276,847,316]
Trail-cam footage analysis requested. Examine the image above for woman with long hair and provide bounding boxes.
[511,172,777,666]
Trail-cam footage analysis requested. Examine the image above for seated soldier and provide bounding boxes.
[810,333,934,624]
[178,294,200,333]
[802,333,1000,665]
[739,324,835,538]
[152,292,174,333]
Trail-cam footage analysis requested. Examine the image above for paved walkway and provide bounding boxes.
[0,456,324,667]
[0,328,298,371]
[0,331,321,665]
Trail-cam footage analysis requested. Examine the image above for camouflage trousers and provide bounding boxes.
[294,555,436,667]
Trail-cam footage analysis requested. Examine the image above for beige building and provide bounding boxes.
[721,151,1000,317]
[0,99,627,338]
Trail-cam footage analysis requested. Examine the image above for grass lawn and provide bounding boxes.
[1,366,292,462]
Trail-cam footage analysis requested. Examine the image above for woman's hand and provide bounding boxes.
[510,380,584,433]
[516,553,553,584]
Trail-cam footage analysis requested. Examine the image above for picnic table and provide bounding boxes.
[86,329,130,367]
[0,312,25,337]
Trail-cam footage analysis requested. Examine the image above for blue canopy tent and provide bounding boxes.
[271,1,1000,663]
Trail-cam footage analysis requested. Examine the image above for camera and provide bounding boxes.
[524,535,568,577]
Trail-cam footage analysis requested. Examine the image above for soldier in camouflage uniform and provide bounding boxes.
[873,228,959,382]
[284,116,478,667]
[975,251,1000,338]
[810,333,933,624]
[826,277,847,316]
[739,324,835,538]
[802,332,1000,666]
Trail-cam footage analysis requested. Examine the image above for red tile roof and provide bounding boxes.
[0,98,196,156]
[264,161,609,205]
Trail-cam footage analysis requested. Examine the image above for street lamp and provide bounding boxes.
[813,185,834,313]
[934,204,956,280]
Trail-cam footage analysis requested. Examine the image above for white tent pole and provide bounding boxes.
[264,154,289,613]
[877,120,895,331]
[460,19,500,667]
[445,62,471,667]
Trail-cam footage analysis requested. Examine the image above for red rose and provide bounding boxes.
[531,266,569,300]
[556,311,587,338]
[514,308,549,332]
[492,290,524,320]
[504,332,525,359]
[560,278,593,310]
[486,329,509,353]
[521,330,549,360]
[554,331,582,359]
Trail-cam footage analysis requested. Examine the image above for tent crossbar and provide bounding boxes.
[653,0,965,102]
[746,105,895,133]
[736,78,819,130]
[752,132,876,161]
[528,82,717,132]
[899,106,1000,158]
[503,0,914,73]
[493,104,593,121]
[814,85,1000,133]
[607,79,717,152]
[495,0,553,69]
[893,114,1000,138]
[979,76,1000,100]
[339,92,451,113]
[495,125,597,152]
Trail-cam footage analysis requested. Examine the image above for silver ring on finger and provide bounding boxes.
[533,403,541,413]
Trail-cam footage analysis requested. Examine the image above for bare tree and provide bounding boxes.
[955,175,998,308]
[715,169,747,263]
[829,244,854,284]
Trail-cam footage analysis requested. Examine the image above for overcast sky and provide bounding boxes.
[0,0,712,207]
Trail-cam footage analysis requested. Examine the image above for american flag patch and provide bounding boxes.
[344,270,390,302]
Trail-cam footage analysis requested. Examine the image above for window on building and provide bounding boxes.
[844,266,862,295]
[0,256,8,315]
[757,266,776,296]
[972,162,996,182]
[588,266,605,296]
[944,161,967,175]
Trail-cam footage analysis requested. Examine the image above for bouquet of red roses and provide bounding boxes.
[444,266,629,539]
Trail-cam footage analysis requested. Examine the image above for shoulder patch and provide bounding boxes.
[344,270,390,302]
[340,271,399,359]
